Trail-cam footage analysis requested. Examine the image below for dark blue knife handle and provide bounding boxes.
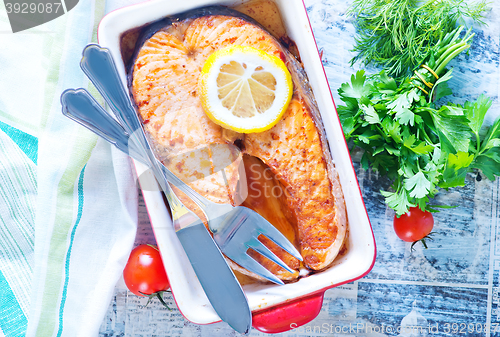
[60,88,147,163]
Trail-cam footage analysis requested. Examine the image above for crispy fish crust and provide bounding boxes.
[131,10,347,281]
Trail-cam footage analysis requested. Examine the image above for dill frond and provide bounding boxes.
[347,0,490,80]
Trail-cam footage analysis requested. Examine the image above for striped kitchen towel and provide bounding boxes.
[0,0,139,336]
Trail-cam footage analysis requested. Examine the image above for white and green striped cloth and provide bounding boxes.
[0,1,140,336]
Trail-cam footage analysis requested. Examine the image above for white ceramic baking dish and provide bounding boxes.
[98,0,376,333]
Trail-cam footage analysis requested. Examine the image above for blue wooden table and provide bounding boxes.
[99,0,500,335]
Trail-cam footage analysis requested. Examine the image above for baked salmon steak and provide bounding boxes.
[128,6,347,283]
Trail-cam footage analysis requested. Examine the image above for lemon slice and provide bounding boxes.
[199,45,293,133]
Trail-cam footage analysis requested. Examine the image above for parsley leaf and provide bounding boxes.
[381,189,415,215]
[404,171,432,198]
[338,70,372,99]
[464,94,492,135]
[472,156,500,181]
[396,107,415,126]
[377,71,398,93]
[360,104,380,124]
[440,152,475,188]
[479,117,500,154]
[430,110,471,153]
[381,118,402,143]
[387,93,410,113]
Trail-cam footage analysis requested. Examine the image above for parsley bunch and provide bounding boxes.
[338,26,500,216]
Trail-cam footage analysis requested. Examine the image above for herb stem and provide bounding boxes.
[434,40,467,74]
[479,122,499,155]
[420,126,434,146]
[414,106,435,114]
[476,133,481,154]
[435,41,466,67]
[347,124,361,139]
[433,29,474,76]
[375,124,391,141]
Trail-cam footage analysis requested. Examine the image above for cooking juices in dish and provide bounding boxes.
[125,1,347,283]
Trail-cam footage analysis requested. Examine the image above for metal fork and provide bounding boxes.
[60,88,252,334]
[66,44,302,284]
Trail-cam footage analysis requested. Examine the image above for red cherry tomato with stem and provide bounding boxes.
[123,244,171,309]
[393,207,434,250]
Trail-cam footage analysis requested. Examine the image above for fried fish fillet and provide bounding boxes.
[130,6,347,281]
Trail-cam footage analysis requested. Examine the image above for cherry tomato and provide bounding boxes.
[123,244,170,297]
[393,207,434,247]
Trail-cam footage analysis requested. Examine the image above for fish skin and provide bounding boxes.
[129,6,347,281]
[244,97,347,271]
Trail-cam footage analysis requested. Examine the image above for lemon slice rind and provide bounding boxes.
[199,45,293,133]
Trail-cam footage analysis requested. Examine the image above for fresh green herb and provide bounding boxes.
[338,26,500,216]
[347,0,490,80]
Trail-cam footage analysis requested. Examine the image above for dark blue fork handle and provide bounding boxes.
[60,88,147,163]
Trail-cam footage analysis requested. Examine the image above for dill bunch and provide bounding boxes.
[347,0,490,80]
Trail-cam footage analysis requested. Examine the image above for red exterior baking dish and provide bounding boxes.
[98,0,376,333]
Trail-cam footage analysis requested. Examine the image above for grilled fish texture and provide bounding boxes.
[130,6,347,282]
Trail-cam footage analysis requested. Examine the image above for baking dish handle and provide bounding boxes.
[251,291,324,333]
